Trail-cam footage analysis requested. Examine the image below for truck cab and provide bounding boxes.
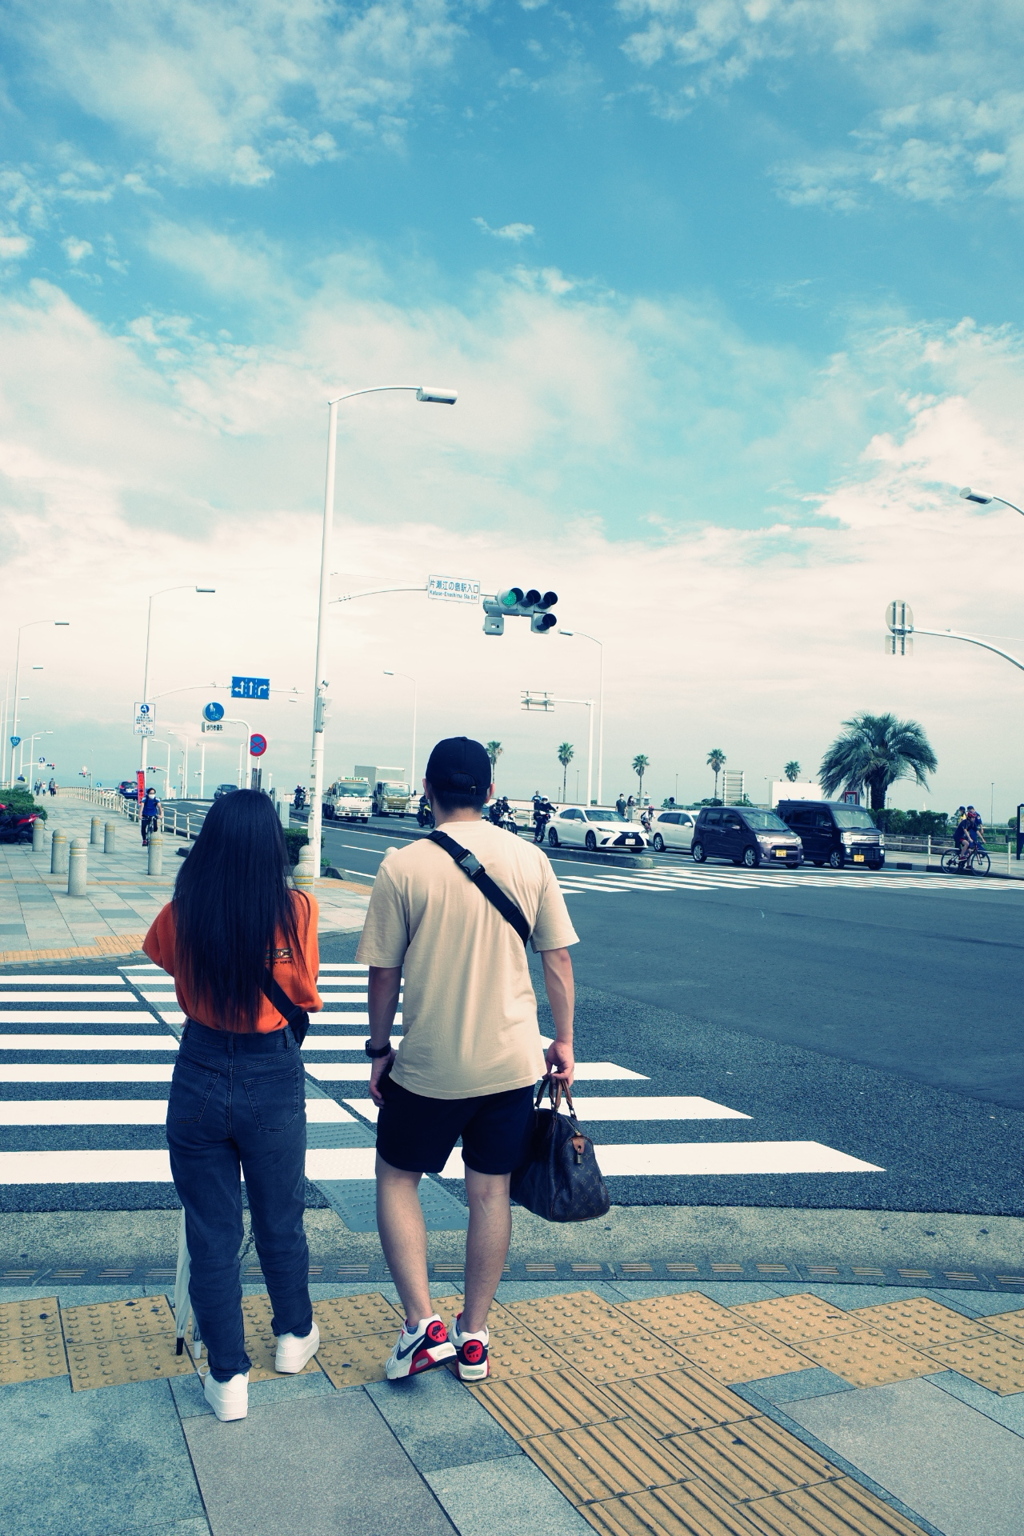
[373,780,411,817]
[323,778,372,822]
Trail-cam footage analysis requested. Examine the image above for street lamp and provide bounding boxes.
[959,487,1024,517]
[383,670,418,795]
[307,383,457,869]
[139,588,215,791]
[24,732,53,786]
[4,621,69,786]
[560,630,604,803]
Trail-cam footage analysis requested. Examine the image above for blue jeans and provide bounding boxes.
[167,1019,312,1381]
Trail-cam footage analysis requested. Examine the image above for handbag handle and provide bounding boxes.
[536,1073,577,1120]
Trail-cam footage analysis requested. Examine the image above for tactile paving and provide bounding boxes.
[61,1295,177,1345]
[616,1293,743,1338]
[506,1290,632,1334]
[664,1417,839,1504]
[847,1296,992,1349]
[0,1296,61,1344]
[316,1332,394,1388]
[243,1334,322,1383]
[795,1330,936,1388]
[925,1331,1024,1394]
[0,1331,69,1386]
[314,1292,404,1340]
[67,1335,195,1391]
[471,1369,621,1438]
[601,1369,757,1436]
[580,1480,761,1536]
[521,1418,690,1503]
[742,1476,928,1535]
[729,1296,865,1344]
[556,1328,686,1383]
[981,1308,1024,1343]
[482,1331,571,1379]
[670,1328,814,1384]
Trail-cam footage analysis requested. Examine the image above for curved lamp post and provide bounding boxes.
[383,670,418,797]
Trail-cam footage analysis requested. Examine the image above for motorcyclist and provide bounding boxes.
[488,794,511,826]
[293,785,307,811]
[416,794,434,828]
[533,795,554,843]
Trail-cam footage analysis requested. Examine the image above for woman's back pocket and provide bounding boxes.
[167,1060,218,1125]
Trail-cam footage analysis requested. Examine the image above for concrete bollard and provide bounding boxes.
[147,831,164,877]
[31,818,45,853]
[90,816,103,847]
[50,829,68,875]
[292,845,316,895]
[104,822,117,853]
[68,838,87,896]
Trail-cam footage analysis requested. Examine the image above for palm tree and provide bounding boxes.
[484,741,503,788]
[557,742,574,800]
[707,748,726,801]
[819,712,937,811]
[784,761,801,782]
[632,754,649,801]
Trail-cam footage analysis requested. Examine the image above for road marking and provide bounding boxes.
[339,1094,749,1125]
[556,866,1024,896]
[0,1011,157,1024]
[0,1146,377,1183]
[591,1141,884,1176]
[0,1064,175,1082]
[0,1097,353,1125]
[306,1060,649,1083]
[0,993,135,1003]
[0,976,128,987]
[0,1035,179,1051]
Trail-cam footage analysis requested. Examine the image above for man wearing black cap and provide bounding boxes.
[357,736,578,1383]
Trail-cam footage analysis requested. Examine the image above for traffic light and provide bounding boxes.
[482,587,558,636]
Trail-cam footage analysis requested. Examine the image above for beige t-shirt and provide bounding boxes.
[356,820,579,1100]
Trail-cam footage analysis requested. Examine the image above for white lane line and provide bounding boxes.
[155,1012,186,1024]
[317,964,369,971]
[304,1064,372,1081]
[308,1061,648,1083]
[555,1096,751,1120]
[0,1036,178,1051]
[0,993,135,1004]
[0,1012,157,1025]
[0,1097,353,1125]
[0,976,127,986]
[592,1141,884,1176]
[0,1146,377,1183]
[0,1065,175,1082]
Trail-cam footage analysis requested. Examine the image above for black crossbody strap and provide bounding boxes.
[260,969,310,1045]
[429,829,530,945]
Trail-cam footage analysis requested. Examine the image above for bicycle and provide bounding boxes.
[941,843,991,875]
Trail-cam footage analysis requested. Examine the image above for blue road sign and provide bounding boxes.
[231,676,270,700]
[249,733,268,757]
[10,736,20,747]
[203,701,225,722]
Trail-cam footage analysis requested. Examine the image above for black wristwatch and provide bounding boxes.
[365,1039,392,1059]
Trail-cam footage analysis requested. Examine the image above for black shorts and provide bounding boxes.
[376,1075,534,1176]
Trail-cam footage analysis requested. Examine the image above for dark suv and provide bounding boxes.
[691,806,803,868]
[776,800,884,869]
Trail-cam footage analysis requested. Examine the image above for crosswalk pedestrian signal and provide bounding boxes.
[482,587,558,636]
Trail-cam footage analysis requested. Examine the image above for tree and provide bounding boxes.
[784,761,801,782]
[632,754,649,800]
[485,741,503,783]
[706,748,726,800]
[557,742,574,800]
[819,712,937,811]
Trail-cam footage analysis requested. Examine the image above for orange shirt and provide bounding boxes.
[143,893,321,1032]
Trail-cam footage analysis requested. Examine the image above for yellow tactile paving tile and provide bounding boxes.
[481,1331,572,1378]
[67,1334,195,1391]
[663,1417,840,1504]
[794,1330,937,1388]
[742,1476,930,1535]
[0,1331,69,1386]
[601,1369,758,1437]
[61,1295,177,1345]
[0,1296,61,1345]
[728,1296,866,1345]
[470,1369,622,1438]
[316,1331,395,1388]
[925,1332,1024,1395]
[616,1293,745,1338]
[556,1328,688,1383]
[506,1290,635,1334]
[671,1327,814,1384]
[580,1479,760,1535]
[242,1333,322,1383]
[313,1291,403,1341]
[968,1307,1024,1343]
[521,1418,691,1503]
[847,1295,993,1350]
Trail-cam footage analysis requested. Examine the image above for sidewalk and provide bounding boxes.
[0,795,370,963]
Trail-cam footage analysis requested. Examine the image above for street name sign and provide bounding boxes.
[427,575,480,604]
[250,733,268,757]
[231,676,270,700]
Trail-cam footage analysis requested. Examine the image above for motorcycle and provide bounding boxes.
[416,798,434,829]
[0,808,38,843]
[489,797,519,835]
[532,799,554,843]
[292,787,307,812]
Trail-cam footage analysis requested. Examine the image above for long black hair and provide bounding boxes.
[172,790,302,1032]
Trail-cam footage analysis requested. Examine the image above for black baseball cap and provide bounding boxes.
[424,737,492,795]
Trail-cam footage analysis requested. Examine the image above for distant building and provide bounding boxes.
[722,769,745,804]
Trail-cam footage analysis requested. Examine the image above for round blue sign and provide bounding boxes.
[249,733,268,757]
[10,735,21,747]
[203,701,225,722]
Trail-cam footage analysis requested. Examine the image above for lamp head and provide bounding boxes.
[415,387,457,405]
[560,629,574,636]
[195,587,216,593]
[54,621,70,626]
[959,487,993,505]
[384,669,394,676]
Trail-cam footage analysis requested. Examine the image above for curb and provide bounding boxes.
[318,817,655,868]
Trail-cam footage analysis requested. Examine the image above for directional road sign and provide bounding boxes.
[203,701,225,722]
[231,676,270,700]
[10,736,20,747]
[427,575,480,604]
[249,733,268,757]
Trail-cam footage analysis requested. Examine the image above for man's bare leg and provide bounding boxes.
[375,1154,433,1323]
[462,1169,512,1333]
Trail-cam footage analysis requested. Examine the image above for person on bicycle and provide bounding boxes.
[953,807,971,866]
[966,808,985,849]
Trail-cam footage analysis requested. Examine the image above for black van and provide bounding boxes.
[776,800,884,869]
[691,806,803,868]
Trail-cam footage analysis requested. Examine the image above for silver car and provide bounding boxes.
[650,810,696,853]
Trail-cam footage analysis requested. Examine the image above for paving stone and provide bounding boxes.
[601,1368,757,1435]
[786,1376,1024,1536]
[506,1290,636,1334]
[315,1291,405,1339]
[729,1296,865,1345]
[316,1331,394,1387]
[366,1365,522,1471]
[67,1333,195,1390]
[556,1329,687,1383]
[671,1328,814,1384]
[794,1330,937,1389]
[61,1293,176,1344]
[185,1389,457,1536]
[426,1453,592,1535]
[927,1369,1024,1437]
[170,1363,336,1418]
[664,1415,839,1504]
[0,1295,61,1344]
[579,1480,759,1535]
[471,1368,622,1438]
[981,1309,1024,1343]
[848,1296,994,1350]
[615,1292,744,1338]
[522,1418,690,1504]
[0,1329,69,1386]
[925,1331,1024,1395]
[739,1369,856,1406]
[742,1476,930,1535]
[481,1331,572,1379]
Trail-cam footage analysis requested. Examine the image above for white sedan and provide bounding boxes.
[547,806,649,851]
[649,809,697,853]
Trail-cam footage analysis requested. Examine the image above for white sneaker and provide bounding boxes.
[203,1370,249,1421]
[385,1314,456,1380]
[450,1313,490,1382]
[275,1321,320,1374]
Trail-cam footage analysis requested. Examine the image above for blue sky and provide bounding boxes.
[3,2,1024,802]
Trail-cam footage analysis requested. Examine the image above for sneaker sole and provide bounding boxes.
[456,1360,490,1382]
[385,1342,456,1380]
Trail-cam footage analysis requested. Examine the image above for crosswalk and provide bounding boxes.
[0,965,884,1208]
[554,859,1024,898]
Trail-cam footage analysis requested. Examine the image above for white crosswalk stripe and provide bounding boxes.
[554,861,1024,897]
[0,964,885,1191]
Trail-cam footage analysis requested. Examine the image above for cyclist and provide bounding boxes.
[953,807,970,867]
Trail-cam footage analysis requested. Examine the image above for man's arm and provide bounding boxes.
[367,964,402,1104]
[540,947,575,1086]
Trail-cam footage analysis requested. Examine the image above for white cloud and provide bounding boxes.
[62,236,93,263]
[474,217,536,242]
[0,233,31,258]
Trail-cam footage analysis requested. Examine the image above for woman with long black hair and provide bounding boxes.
[144,789,322,1421]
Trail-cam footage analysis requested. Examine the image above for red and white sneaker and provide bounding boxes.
[385,1315,456,1380]
[450,1313,490,1382]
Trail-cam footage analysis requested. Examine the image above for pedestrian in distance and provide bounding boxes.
[143,789,322,1422]
[358,736,578,1383]
[48,778,57,797]
[140,786,161,845]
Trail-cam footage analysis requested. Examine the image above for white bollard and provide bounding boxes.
[104,822,117,854]
[31,818,45,853]
[292,845,316,895]
[90,816,103,846]
[147,831,164,877]
[50,830,68,875]
[68,838,87,896]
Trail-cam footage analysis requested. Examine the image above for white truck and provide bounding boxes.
[355,764,412,817]
[323,777,372,822]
